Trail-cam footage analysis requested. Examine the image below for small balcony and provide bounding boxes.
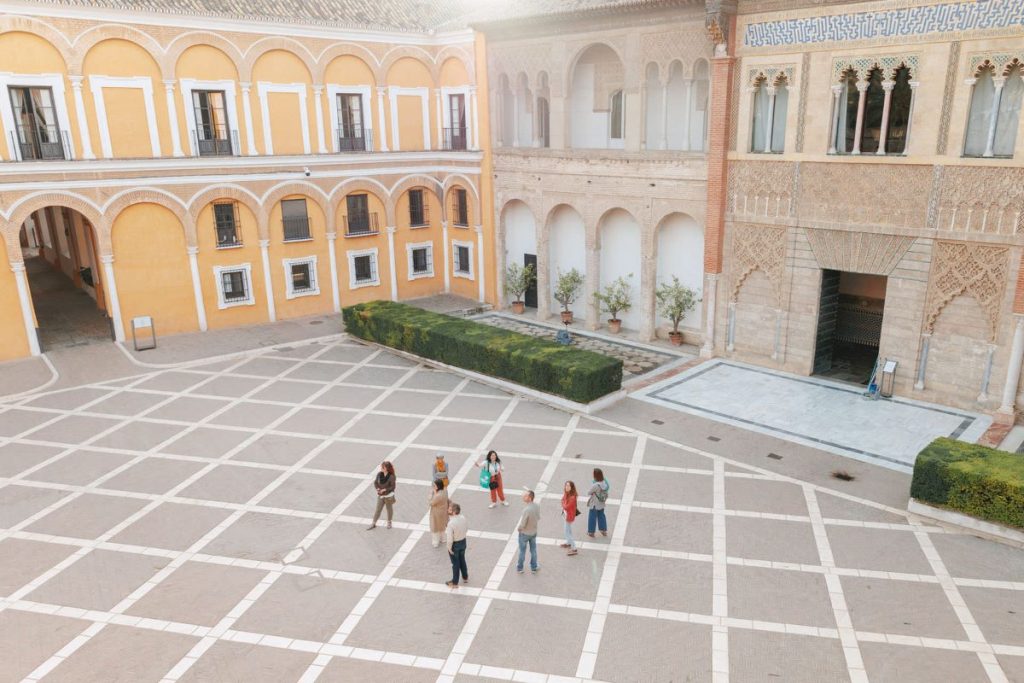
[442,126,468,151]
[283,216,311,242]
[337,128,373,152]
[215,220,242,248]
[12,124,69,161]
[194,129,237,157]
[345,212,380,237]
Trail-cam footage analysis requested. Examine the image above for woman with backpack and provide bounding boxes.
[586,468,610,538]
[561,480,579,556]
[477,450,507,508]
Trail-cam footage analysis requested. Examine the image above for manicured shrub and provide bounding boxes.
[910,437,1024,529]
[342,301,623,403]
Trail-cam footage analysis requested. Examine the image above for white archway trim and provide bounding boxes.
[10,262,41,356]
[101,186,189,214]
[0,73,75,161]
[89,75,161,158]
[100,254,126,341]
[388,86,430,151]
[256,81,311,155]
[179,79,241,156]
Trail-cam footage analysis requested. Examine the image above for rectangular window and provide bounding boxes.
[454,243,471,276]
[214,263,255,309]
[291,263,312,291]
[346,193,377,235]
[408,242,433,279]
[9,86,65,161]
[446,94,467,150]
[337,93,367,151]
[350,250,379,288]
[284,256,318,299]
[192,90,232,156]
[452,188,469,227]
[281,198,311,241]
[213,203,240,247]
[222,270,248,301]
[409,189,428,227]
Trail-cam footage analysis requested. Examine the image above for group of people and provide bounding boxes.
[365,451,613,589]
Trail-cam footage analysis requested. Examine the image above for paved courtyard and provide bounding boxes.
[0,338,1022,682]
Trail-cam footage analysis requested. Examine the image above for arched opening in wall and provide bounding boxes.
[925,294,990,403]
[515,72,534,148]
[536,72,550,148]
[569,44,625,150]
[496,73,515,147]
[689,59,709,152]
[547,205,586,317]
[656,213,704,332]
[665,61,688,150]
[18,206,111,349]
[598,209,640,330]
[965,62,1024,158]
[502,200,538,308]
[644,63,663,149]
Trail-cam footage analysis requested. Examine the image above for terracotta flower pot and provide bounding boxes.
[669,330,684,346]
[561,311,574,324]
[511,301,525,314]
[608,319,622,334]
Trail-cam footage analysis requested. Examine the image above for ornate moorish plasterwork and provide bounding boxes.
[831,54,920,81]
[730,223,787,305]
[804,229,915,275]
[727,160,797,218]
[747,65,795,87]
[924,242,1010,341]
[488,43,554,91]
[795,52,811,153]
[639,29,713,80]
[969,53,1024,76]
[936,41,961,156]
[932,166,1024,236]
[796,162,931,230]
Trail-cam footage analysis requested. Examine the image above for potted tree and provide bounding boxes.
[595,274,633,334]
[554,268,584,324]
[656,276,700,346]
[504,262,535,314]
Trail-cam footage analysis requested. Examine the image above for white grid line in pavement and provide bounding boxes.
[711,458,729,682]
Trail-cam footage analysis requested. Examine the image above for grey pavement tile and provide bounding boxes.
[0,611,90,682]
[135,371,209,393]
[594,614,712,683]
[401,369,463,392]
[374,350,419,368]
[635,469,714,508]
[261,472,358,513]
[487,425,563,456]
[997,655,1024,682]
[232,357,301,377]
[729,629,849,683]
[825,527,933,575]
[45,626,197,683]
[625,508,712,555]
[816,492,907,524]
[179,465,279,504]
[929,533,1024,583]
[394,446,471,481]
[564,431,637,463]
[27,414,122,445]
[102,457,207,495]
[500,538,606,600]
[374,389,445,416]
[189,374,267,397]
[309,385,387,409]
[232,573,365,641]
[959,586,1024,646]
[466,601,590,677]
[160,426,254,459]
[249,379,326,404]
[0,442,64,477]
[315,344,376,364]
[275,406,353,436]
[841,576,969,640]
[26,493,148,540]
[320,658,436,682]
[0,484,68,527]
[179,641,316,683]
[346,585,475,656]
[639,439,716,470]
[27,549,169,611]
[452,488,525,534]
[25,386,111,410]
[91,420,188,452]
[612,555,712,614]
[200,512,318,563]
[725,478,808,516]
[143,395,231,423]
[268,343,327,359]
[861,642,990,683]
[207,401,294,429]
[23,450,133,486]
[393,533,505,584]
[417,419,492,449]
[0,408,59,437]
[308,440,396,474]
[126,561,266,626]
[506,399,572,428]
[439,395,512,421]
[85,390,169,417]
[231,433,323,466]
[301,521,411,575]
[459,381,509,398]
[285,360,354,382]
[0,538,77,596]
[726,517,821,565]
[343,365,413,388]
[111,502,233,551]
[728,565,836,628]
[343,414,423,443]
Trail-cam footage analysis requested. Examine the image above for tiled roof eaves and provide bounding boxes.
[469,0,699,31]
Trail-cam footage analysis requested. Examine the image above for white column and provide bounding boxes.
[903,81,919,156]
[69,76,95,160]
[10,262,40,356]
[259,239,276,322]
[680,79,692,152]
[983,77,1006,158]
[442,220,451,293]
[511,90,520,147]
[763,85,778,153]
[533,91,542,147]
[475,225,485,303]
[163,80,185,157]
[326,232,340,312]
[186,247,207,331]
[377,87,390,152]
[100,255,125,342]
[828,85,843,155]
[701,273,718,358]
[435,90,444,149]
[386,226,399,302]
[851,80,869,155]
[239,82,258,155]
[999,315,1024,416]
[312,85,327,154]
[726,301,736,352]
[914,333,931,390]
[469,86,479,150]
[660,82,669,150]
[876,79,895,155]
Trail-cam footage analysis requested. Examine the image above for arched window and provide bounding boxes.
[609,89,624,141]
[965,63,1024,158]
[860,68,886,154]
[750,76,789,153]
[832,69,859,154]
[832,63,917,156]
[886,66,913,154]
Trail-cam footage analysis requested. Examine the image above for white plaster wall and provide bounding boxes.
[666,64,688,150]
[548,205,586,313]
[657,213,704,330]
[599,209,641,330]
[570,63,610,149]
[645,66,663,150]
[517,91,534,147]
[504,200,537,269]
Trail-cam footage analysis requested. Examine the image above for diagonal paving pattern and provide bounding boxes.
[0,336,1022,682]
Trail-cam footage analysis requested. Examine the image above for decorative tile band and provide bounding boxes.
[744,0,1024,49]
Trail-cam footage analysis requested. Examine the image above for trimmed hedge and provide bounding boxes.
[910,437,1024,529]
[342,300,623,403]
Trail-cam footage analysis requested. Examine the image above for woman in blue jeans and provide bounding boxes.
[586,468,610,537]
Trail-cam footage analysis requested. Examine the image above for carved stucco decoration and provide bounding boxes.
[640,29,713,80]
[804,229,915,275]
[970,53,1024,76]
[831,53,920,81]
[798,163,931,229]
[748,65,795,87]
[489,44,554,92]
[730,223,787,306]
[727,160,796,218]
[933,166,1024,236]
[924,241,1009,341]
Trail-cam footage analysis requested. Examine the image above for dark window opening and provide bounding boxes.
[9,86,66,160]
[213,203,240,247]
[222,270,248,302]
[281,198,311,241]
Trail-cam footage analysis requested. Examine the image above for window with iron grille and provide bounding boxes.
[349,249,379,288]
[346,194,372,234]
[192,90,232,156]
[409,189,428,227]
[9,86,65,161]
[213,203,240,247]
[281,198,311,241]
[214,263,254,309]
[408,242,433,279]
[453,242,472,278]
[452,188,469,227]
[283,256,319,299]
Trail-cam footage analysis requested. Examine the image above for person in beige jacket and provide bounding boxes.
[429,479,449,548]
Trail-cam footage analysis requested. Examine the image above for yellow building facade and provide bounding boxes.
[0,3,494,360]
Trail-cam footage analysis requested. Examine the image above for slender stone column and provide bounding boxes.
[876,80,895,155]
[702,274,719,357]
[441,221,451,293]
[100,255,126,341]
[660,82,669,150]
[259,240,276,322]
[239,82,258,155]
[386,226,399,301]
[984,77,1006,158]
[376,87,389,152]
[851,80,869,155]
[11,261,40,355]
[999,315,1024,417]
[914,332,931,390]
[326,232,340,312]
[186,247,207,331]
[827,85,843,155]
[762,86,777,153]
[69,76,95,160]
[725,299,736,352]
[163,80,185,157]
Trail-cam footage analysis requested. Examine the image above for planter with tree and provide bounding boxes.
[655,276,700,346]
[554,268,584,324]
[595,274,633,334]
[503,262,536,314]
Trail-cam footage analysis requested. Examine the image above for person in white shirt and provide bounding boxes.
[445,502,469,588]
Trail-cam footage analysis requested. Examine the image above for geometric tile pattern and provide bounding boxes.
[0,338,1021,682]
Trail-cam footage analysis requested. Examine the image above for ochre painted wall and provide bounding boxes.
[103,88,152,158]
[0,248,30,361]
[251,50,314,156]
[267,194,332,319]
[474,31,498,306]
[195,201,269,330]
[440,58,468,88]
[334,191,391,306]
[0,32,75,159]
[387,57,434,151]
[111,203,199,335]
[394,187,444,300]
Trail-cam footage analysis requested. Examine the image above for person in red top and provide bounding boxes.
[561,481,579,556]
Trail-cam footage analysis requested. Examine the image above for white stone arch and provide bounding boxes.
[568,43,625,150]
[546,203,587,316]
[502,199,538,277]
[597,208,641,330]
[655,212,704,330]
